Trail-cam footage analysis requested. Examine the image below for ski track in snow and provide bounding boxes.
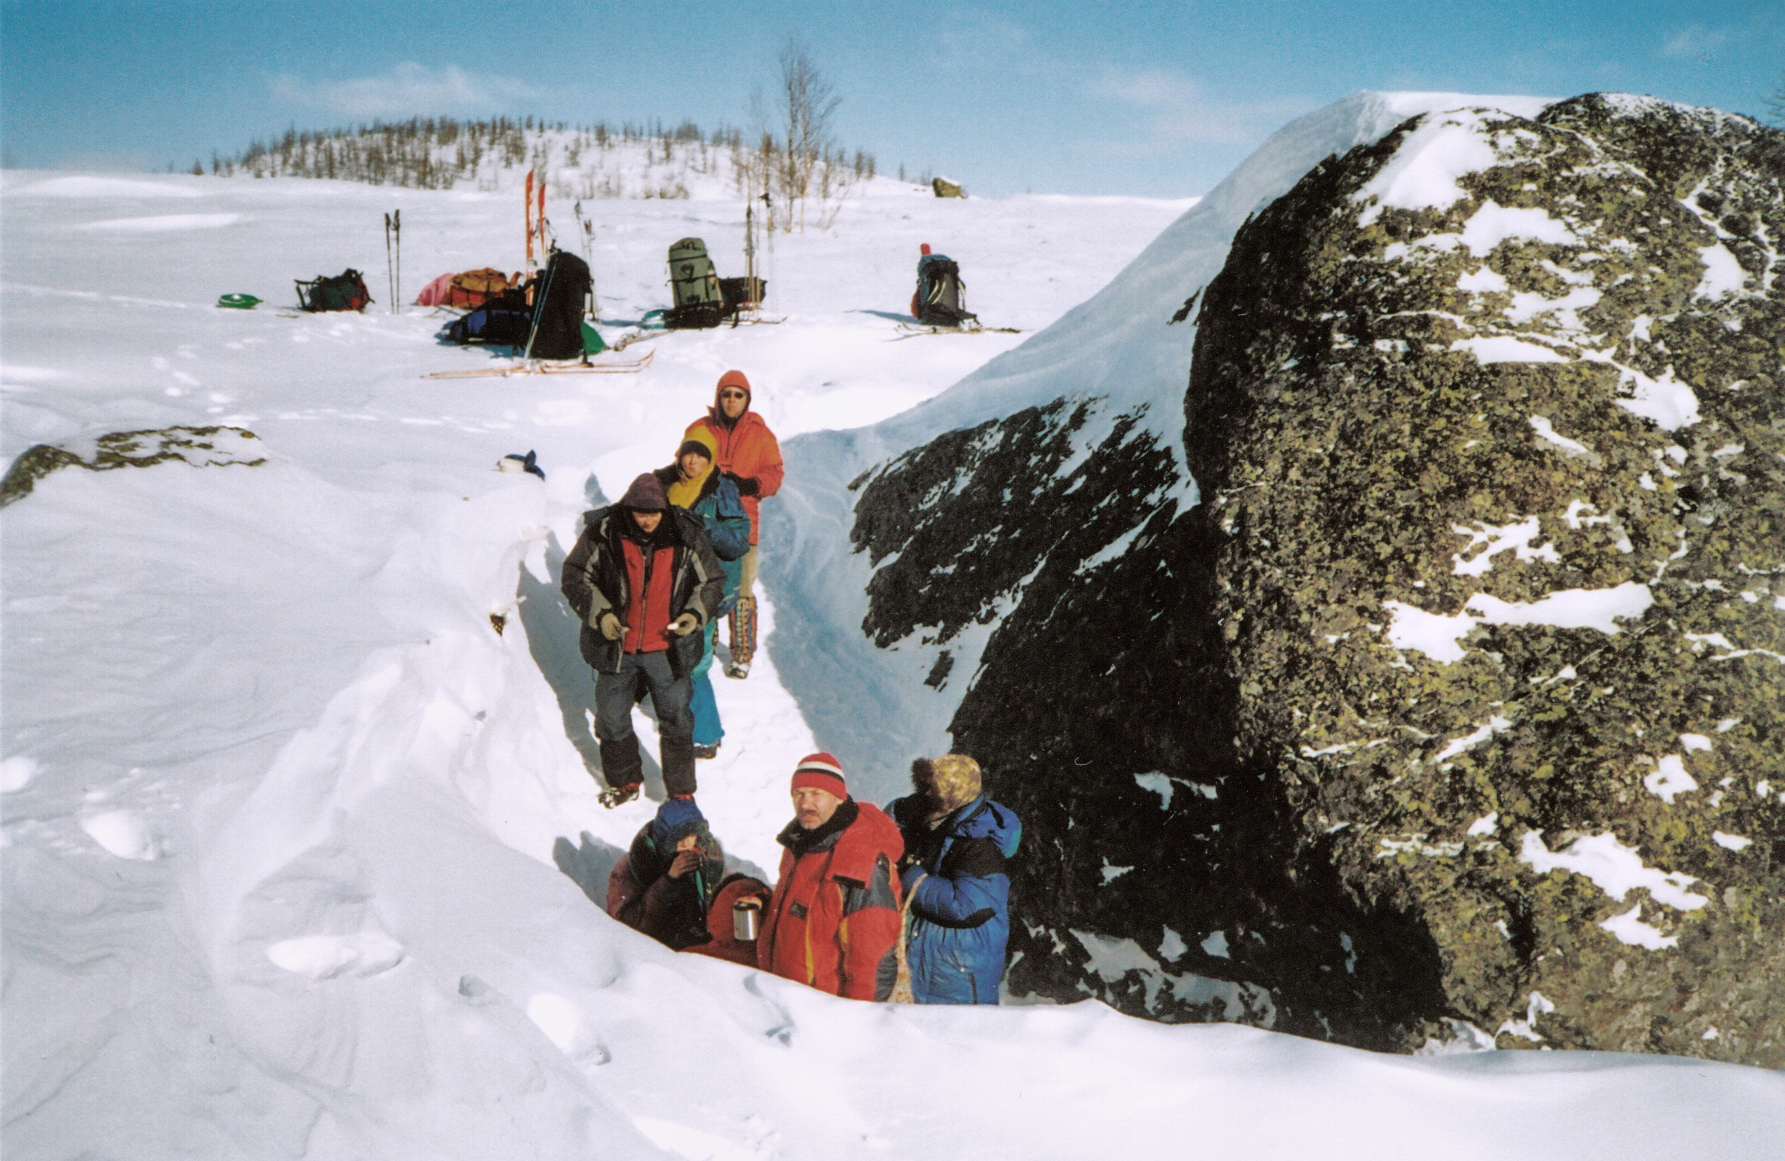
[4,106,1784,1159]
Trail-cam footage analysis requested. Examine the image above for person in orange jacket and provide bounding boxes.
[758,752,904,1001]
[685,370,784,679]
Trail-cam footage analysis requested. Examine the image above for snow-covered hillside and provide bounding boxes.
[4,103,1783,1159]
[225,117,888,207]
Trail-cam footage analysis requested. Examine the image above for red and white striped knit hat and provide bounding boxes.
[789,752,847,799]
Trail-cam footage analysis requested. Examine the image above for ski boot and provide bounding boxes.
[598,781,640,809]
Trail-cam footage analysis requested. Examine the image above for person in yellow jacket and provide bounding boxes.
[685,369,784,678]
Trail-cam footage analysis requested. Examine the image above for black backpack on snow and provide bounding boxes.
[666,237,724,330]
[446,306,533,346]
[526,250,593,359]
[295,269,372,313]
[915,253,974,327]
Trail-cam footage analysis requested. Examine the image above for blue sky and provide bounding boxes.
[2,1,1780,196]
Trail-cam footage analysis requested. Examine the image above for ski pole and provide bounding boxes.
[580,203,599,318]
[520,256,559,364]
[383,213,395,314]
[393,209,401,314]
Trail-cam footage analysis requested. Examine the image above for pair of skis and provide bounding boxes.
[524,170,549,275]
[423,347,655,379]
[893,320,1021,339]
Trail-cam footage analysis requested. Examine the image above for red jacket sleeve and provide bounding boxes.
[836,852,901,1001]
[750,427,785,500]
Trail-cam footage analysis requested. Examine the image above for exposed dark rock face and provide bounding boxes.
[849,95,1785,1063]
[0,426,266,506]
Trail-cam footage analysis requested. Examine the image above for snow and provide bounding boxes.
[1135,771,1175,808]
[1456,202,1581,256]
[7,93,1785,1159]
[1518,831,1709,912]
[79,212,244,232]
[1467,583,1655,633]
[267,932,406,980]
[1451,516,1559,576]
[1452,335,1570,363]
[1696,242,1748,297]
[1354,108,1506,225]
[1643,755,1700,805]
[1433,716,1514,762]
[1384,582,1654,663]
[0,754,38,792]
[1581,353,1702,431]
[1456,265,1509,293]
[1599,905,1679,951]
[78,808,160,860]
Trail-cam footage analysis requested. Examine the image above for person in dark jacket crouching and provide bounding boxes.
[606,798,771,965]
[887,753,1021,1004]
[560,472,724,806]
[759,752,905,1000]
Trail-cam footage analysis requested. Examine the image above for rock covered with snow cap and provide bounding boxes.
[852,92,1785,1065]
[1172,92,1784,1062]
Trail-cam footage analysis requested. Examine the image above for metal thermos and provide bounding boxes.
[732,899,761,942]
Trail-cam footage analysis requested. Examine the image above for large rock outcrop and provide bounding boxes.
[849,94,1785,1062]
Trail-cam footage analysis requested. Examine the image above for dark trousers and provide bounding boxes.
[595,650,696,796]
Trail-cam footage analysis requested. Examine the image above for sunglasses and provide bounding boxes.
[719,390,747,400]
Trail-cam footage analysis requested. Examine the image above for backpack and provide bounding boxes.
[445,306,532,346]
[526,250,593,360]
[295,269,371,313]
[719,276,766,315]
[915,254,975,327]
[445,268,512,309]
[666,237,724,330]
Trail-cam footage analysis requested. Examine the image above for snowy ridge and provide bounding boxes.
[227,120,905,205]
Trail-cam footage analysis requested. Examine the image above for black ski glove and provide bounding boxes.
[726,473,761,497]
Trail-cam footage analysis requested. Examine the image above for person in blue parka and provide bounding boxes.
[887,753,1021,1004]
[654,430,750,759]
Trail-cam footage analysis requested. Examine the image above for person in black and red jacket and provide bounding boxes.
[560,473,723,806]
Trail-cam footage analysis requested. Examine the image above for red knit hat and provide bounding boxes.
[715,369,752,410]
[790,751,846,799]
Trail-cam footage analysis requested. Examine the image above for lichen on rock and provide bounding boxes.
[1181,92,1784,1062]
[1,426,266,507]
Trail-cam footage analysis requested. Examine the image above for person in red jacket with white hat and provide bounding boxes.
[758,752,905,1001]
[685,370,784,679]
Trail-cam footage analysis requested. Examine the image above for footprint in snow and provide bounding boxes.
[80,809,160,860]
[267,932,405,980]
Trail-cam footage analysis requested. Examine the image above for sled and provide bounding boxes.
[424,348,655,379]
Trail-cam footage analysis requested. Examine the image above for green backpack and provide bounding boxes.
[295,269,372,313]
[666,238,723,329]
